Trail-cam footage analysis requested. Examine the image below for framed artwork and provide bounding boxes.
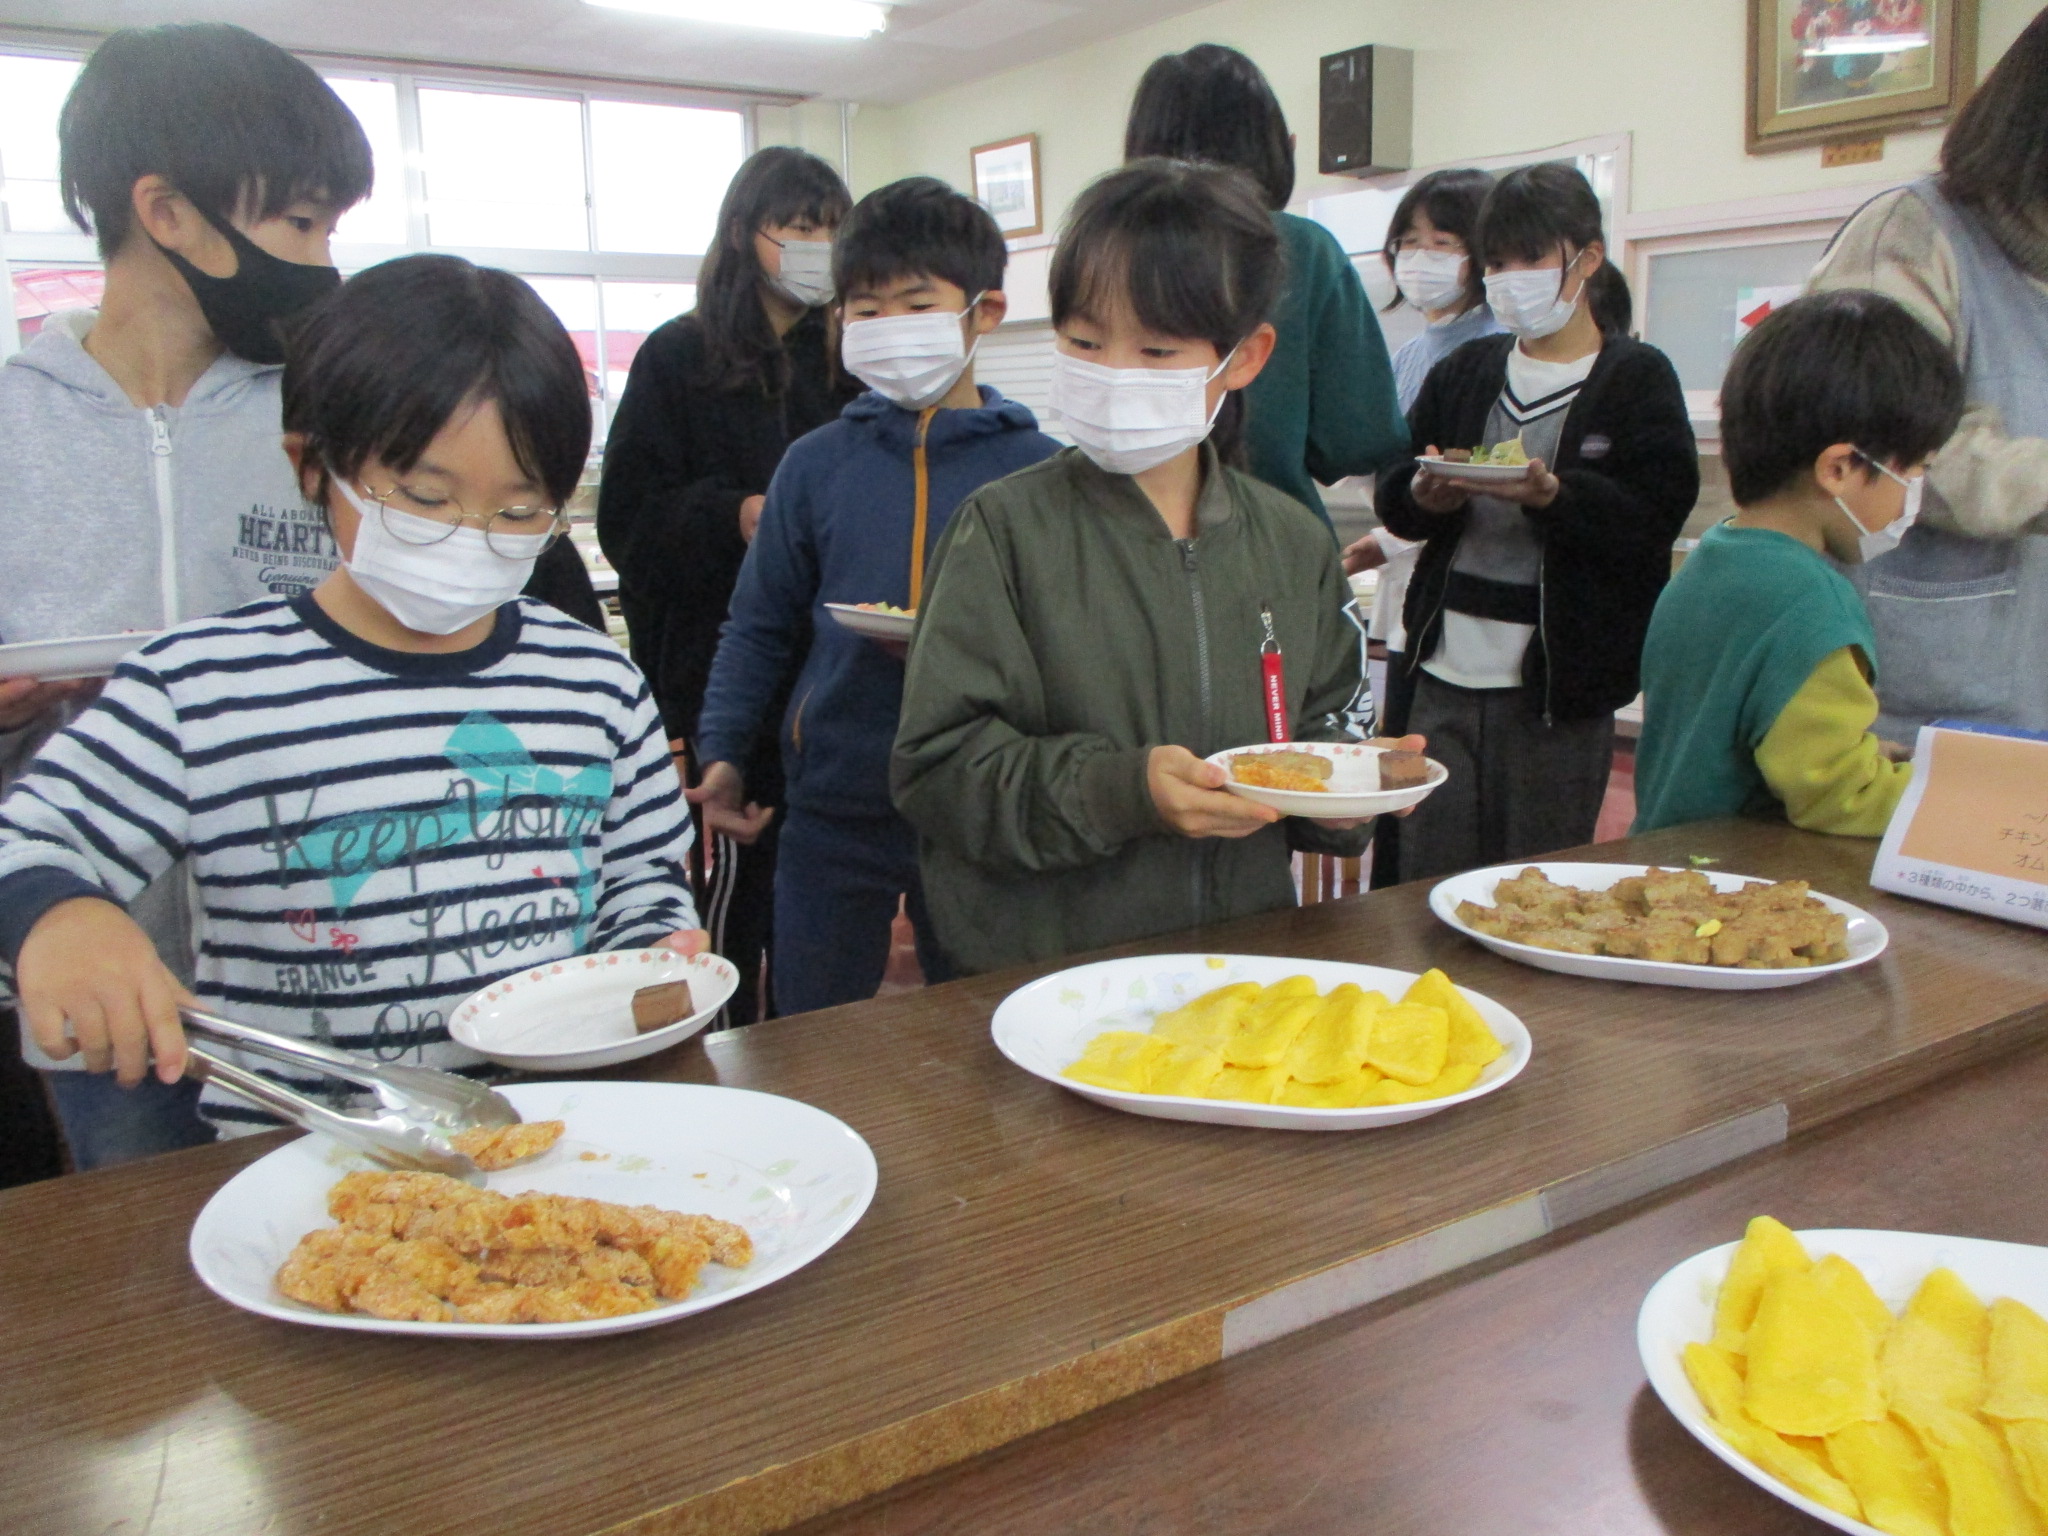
[971,133,1042,239]
[1748,0,1978,152]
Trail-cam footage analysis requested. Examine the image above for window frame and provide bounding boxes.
[0,36,786,377]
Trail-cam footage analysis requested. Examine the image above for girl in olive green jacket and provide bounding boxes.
[893,160,1414,975]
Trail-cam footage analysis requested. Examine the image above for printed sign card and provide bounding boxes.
[1872,722,2048,931]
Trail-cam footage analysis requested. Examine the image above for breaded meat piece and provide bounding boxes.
[450,1119,565,1171]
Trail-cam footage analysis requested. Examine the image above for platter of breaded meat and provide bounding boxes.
[188,1081,878,1339]
[1431,862,1888,990]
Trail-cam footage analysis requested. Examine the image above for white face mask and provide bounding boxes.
[1394,248,1469,315]
[1835,456,1925,564]
[337,479,552,635]
[841,297,983,409]
[1047,348,1235,476]
[767,236,834,309]
[1484,251,1587,340]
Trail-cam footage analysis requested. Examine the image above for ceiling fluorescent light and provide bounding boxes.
[584,0,888,38]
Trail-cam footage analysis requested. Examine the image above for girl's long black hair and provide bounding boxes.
[1050,157,1284,465]
[695,146,852,392]
[1474,162,1633,337]
[1380,167,1496,315]
[1941,7,2048,259]
[1123,45,1294,212]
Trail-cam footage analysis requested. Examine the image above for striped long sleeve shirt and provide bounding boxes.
[0,595,697,1133]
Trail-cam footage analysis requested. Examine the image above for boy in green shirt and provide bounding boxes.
[1634,290,1963,836]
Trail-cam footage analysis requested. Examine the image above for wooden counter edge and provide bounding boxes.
[593,1310,1225,1536]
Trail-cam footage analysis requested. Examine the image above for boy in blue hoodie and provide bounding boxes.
[692,178,1060,1015]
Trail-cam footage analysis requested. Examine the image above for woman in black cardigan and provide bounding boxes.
[1376,164,1697,882]
[597,146,859,1024]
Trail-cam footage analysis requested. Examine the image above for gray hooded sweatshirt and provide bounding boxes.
[0,310,338,1065]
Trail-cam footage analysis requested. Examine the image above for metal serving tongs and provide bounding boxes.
[180,1007,521,1180]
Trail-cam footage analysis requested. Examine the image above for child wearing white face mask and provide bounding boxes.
[1634,291,1963,835]
[1376,163,1698,881]
[0,256,704,1136]
[891,160,1424,976]
[692,177,1059,1016]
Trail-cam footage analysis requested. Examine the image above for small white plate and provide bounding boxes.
[449,948,738,1072]
[0,630,161,681]
[1429,861,1888,991]
[1416,455,1532,484]
[1639,1227,2048,1536]
[1209,740,1448,819]
[991,953,1531,1131]
[189,1080,878,1340]
[823,603,915,641]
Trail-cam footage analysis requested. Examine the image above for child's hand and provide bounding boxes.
[1409,448,1472,514]
[686,761,776,845]
[17,896,193,1086]
[1494,457,1562,509]
[0,674,95,732]
[1148,746,1282,839]
[655,929,710,957]
[738,495,767,543]
[1341,532,1389,575]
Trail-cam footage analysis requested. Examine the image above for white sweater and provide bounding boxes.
[0,596,696,1133]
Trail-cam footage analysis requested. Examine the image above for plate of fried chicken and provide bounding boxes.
[1429,863,1888,990]
[189,1081,877,1338]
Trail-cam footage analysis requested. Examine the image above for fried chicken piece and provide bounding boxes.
[510,1280,657,1323]
[328,1169,486,1227]
[372,1236,478,1297]
[1455,899,1521,937]
[643,1233,713,1299]
[1519,926,1601,956]
[1493,869,1574,919]
[1636,915,1711,964]
[452,1285,528,1324]
[578,1245,657,1289]
[450,1120,565,1171]
[1607,876,1650,913]
[348,1269,454,1323]
[476,1248,581,1287]
[276,1228,385,1313]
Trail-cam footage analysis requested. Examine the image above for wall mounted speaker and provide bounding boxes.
[1319,45,1413,177]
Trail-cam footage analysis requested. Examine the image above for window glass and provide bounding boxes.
[420,89,587,250]
[0,55,81,235]
[11,265,104,341]
[324,76,409,246]
[589,100,743,256]
[522,276,602,399]
[598,280,697,397]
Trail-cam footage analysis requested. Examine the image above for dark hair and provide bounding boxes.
[1475,162,1633,336]
[1381,167,1496,315]
[1124,44,1294,211]
[1718,290,1963,505]
[284,255,591,509]
[1941,7,2048,232]
[1050,159,1283,463]
[60,23,372,258]
[695,146,852,393]
[832,176,1007,302]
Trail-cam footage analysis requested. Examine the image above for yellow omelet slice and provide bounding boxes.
[1745,1266,1886,1436]
[1224,994,1322,1069]
[1686,1340,1864,1520]
[1893,1400,2046,1536]
[1362,1002,1449,1085]
[1825,1417,1946,1536]
[1151,982,1262,1050]
[1277,1071,1373,1109]
[1283,985,1378,1084]
[1061,1031,1171,1093]
[1401,969,1504,1069]
[1205,1063,1290,1104]
[1147,1041,1225,1098]
[1984,1297,2048,1422]
[1359,1062,1483,1105]
[1884,1268,1990,1416]
[2002,1421,2048,1531]
[1712,1216,1811,1356]
[1810,1253,1896,1352]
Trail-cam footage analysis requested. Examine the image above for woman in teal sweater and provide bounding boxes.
[1124,45,1408,523]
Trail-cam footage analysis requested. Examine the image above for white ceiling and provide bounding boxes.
[2,0,1220,103]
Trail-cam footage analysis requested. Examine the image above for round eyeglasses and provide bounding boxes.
[356,481,569,558]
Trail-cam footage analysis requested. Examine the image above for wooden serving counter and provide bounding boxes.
[2,821,2044,1536]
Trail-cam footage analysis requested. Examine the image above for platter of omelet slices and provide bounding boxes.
[1640,1217,2048,1536]
[991,954,1531,1130]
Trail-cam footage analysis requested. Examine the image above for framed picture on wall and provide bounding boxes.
[1747,0,1978,152]
[971,133,1042,239]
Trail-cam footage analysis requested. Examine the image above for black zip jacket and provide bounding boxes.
[596,307,859,793]
[1376,333,1697,726]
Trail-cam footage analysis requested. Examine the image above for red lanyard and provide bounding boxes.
[1260,604,1289,743]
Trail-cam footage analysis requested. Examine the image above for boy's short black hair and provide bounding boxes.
[284,256,591,509]
[832,177,1007,301]
[1719,290,1964,506]
[61,23,373,257]
[1123,44,1294,212]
